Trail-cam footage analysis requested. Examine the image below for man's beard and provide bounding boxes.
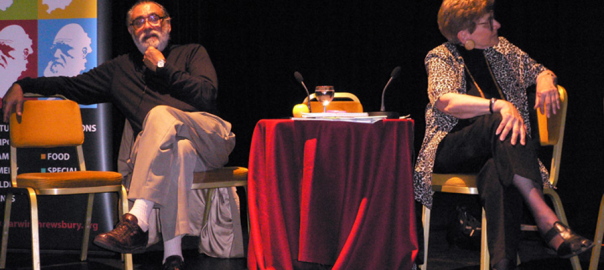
[132,27,170,53]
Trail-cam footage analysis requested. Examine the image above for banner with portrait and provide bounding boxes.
[0,0,116,250]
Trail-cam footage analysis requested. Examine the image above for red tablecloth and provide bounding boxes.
[248,119,417,270]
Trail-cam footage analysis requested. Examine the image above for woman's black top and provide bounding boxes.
[451,44,506,132]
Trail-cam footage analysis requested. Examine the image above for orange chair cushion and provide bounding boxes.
[192,167,248,189]
[16,171,123,189]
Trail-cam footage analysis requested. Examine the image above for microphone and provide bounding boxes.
[294,71,312,112]
[368,66,401,119]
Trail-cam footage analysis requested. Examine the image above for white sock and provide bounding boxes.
[128,198,154,232]
[163,235,184,263]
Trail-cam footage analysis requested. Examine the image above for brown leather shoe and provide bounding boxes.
[93,213,148,253]
[163,255,185,270]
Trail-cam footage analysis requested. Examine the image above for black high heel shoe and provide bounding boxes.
[543,221,594,258]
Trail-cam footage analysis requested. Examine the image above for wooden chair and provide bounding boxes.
[0,100,133,270]
[303,92,363,113]
[421,86,580,270]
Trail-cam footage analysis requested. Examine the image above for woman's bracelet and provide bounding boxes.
[489,98,497,114]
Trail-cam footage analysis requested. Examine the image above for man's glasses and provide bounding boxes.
[130,13,167,30]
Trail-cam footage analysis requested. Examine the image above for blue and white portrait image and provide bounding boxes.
[38,18,97,77]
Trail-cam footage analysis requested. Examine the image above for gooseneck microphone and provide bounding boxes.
[368,66,402,119]
[294,71,312,112]
[381,66,401,111]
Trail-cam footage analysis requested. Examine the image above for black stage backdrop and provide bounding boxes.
[109,1,603,236]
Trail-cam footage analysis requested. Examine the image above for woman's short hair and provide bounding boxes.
[437,0,494,43]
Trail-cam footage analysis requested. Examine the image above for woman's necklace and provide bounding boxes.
[464,64,486,98]
[463,51,506,100]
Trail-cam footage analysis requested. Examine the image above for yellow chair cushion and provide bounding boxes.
[537,86,567,146]
[432,174,477,187]
[431,173,478,194]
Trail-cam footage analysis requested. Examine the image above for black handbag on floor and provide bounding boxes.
[447,205,482,250]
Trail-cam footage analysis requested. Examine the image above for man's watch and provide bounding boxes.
[157,59,165,69]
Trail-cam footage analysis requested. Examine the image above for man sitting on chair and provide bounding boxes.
[2,1,242,269]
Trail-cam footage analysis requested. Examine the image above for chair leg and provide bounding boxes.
[421,205,489,270]
[480,208,489,270]
[544,188,582,270]
[202,188,216,227]
[244,186,250,233]
[119,186,134,270]
[80,194,95,261]
[27,188,41,270]
[589,194,604,270]
[421,205,430,270]
[0,193,13,269]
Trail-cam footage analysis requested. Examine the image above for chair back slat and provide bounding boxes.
[304,92,361,103]
[537,86,568,146]
[304,92,363,112]
[536,85,568,187]
[309,101,363,113]
[10,100,84,148]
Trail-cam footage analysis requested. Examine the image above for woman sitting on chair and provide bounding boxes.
[413,0,593,269]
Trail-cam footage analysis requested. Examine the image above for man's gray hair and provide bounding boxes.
[126,0,170,27]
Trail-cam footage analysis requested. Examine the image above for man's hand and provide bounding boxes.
[2,83,24,123]
[494,100,527,146]
[535,71,560,118]
[142,46,165,72]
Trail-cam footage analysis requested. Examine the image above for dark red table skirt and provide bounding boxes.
[248,119,417,270]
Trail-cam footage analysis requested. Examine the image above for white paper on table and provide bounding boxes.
[292,114,386,124]
[301,112,368,118]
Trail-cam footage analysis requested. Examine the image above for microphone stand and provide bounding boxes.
[368,66,401,119]
[294,71,312,112]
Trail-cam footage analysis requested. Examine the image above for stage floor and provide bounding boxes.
[3,227,601,269]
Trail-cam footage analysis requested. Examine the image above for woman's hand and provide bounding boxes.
[2,83,24,123]
[493,100,527,145]
[436,94,527,145]
[535,70,560,118]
